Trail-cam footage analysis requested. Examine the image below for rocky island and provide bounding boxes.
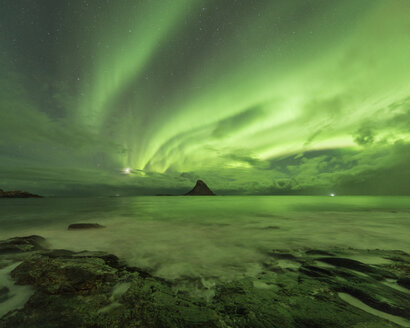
[0,189,42,198]
[185,180,215,196]
[68,223,105,230]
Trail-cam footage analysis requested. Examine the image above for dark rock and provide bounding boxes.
[397,277,410,289]
[11,257,117,295]
[0,286,9,295]
[318,257,379,274]
[184,180,215,196]
[0,237,225,327]
[269,251,297,260]
[0,235,47,254]
[299,265,335,278]
[262,225,280,230]
[305,249,334,256]
[68,223,105,230]
[1,236,409,328]
[42,249,76,258]
[336,284,410,319]
[0,286,9,302]
[317,257,397,279]
[0,189,42,198]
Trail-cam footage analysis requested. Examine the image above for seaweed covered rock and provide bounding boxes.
[0,236,47,254]
[11,257,117,295]
[0,236,225,328]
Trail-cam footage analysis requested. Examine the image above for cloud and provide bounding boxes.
[212,105,265,138]
[354,127,374,145]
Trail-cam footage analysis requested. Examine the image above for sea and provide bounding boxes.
[0,196,409,284]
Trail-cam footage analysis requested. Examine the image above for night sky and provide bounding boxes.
[0,0,409,196]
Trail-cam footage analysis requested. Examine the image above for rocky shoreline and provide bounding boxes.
[0,235,409,327]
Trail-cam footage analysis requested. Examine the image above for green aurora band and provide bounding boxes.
[0,0,409,195]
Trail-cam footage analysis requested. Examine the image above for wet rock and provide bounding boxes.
[0,236,225,327]
[299,265,335,278]
[336,283,410,319]
[0,286,8,295]
[0,286,9,302]
[268,251,297,260]
[1,238,409,327]
[42,249,76,258]
[397,277,410,289]
[305,250,334,256]
[68,223,105,230]
[318,257,376,272]
[11,257,117,295]
[43,250,123,269]
[318,257,397,279]
[262,225,280,230]
[0,236,47,254]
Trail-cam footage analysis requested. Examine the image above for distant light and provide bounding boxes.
[123,168,131,174]
[330,193,335,197]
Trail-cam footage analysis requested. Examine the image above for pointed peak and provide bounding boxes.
[185,180,215,196]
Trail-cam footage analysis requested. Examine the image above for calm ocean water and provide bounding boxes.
[1,196,409,282]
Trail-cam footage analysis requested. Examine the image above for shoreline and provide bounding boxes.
[0,235,409,327]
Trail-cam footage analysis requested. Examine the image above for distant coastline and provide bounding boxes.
[0,189,42,198]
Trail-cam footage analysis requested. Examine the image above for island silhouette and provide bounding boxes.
[184,180,215,196]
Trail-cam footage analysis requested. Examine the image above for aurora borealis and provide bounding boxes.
[0,0,409,195]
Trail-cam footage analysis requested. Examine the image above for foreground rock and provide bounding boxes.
[0,236,47,255]
[0,189,42,198]
[0,236,222,328]
[68,223,105,230]
[185,180,215,196]
[0,236,409,327]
